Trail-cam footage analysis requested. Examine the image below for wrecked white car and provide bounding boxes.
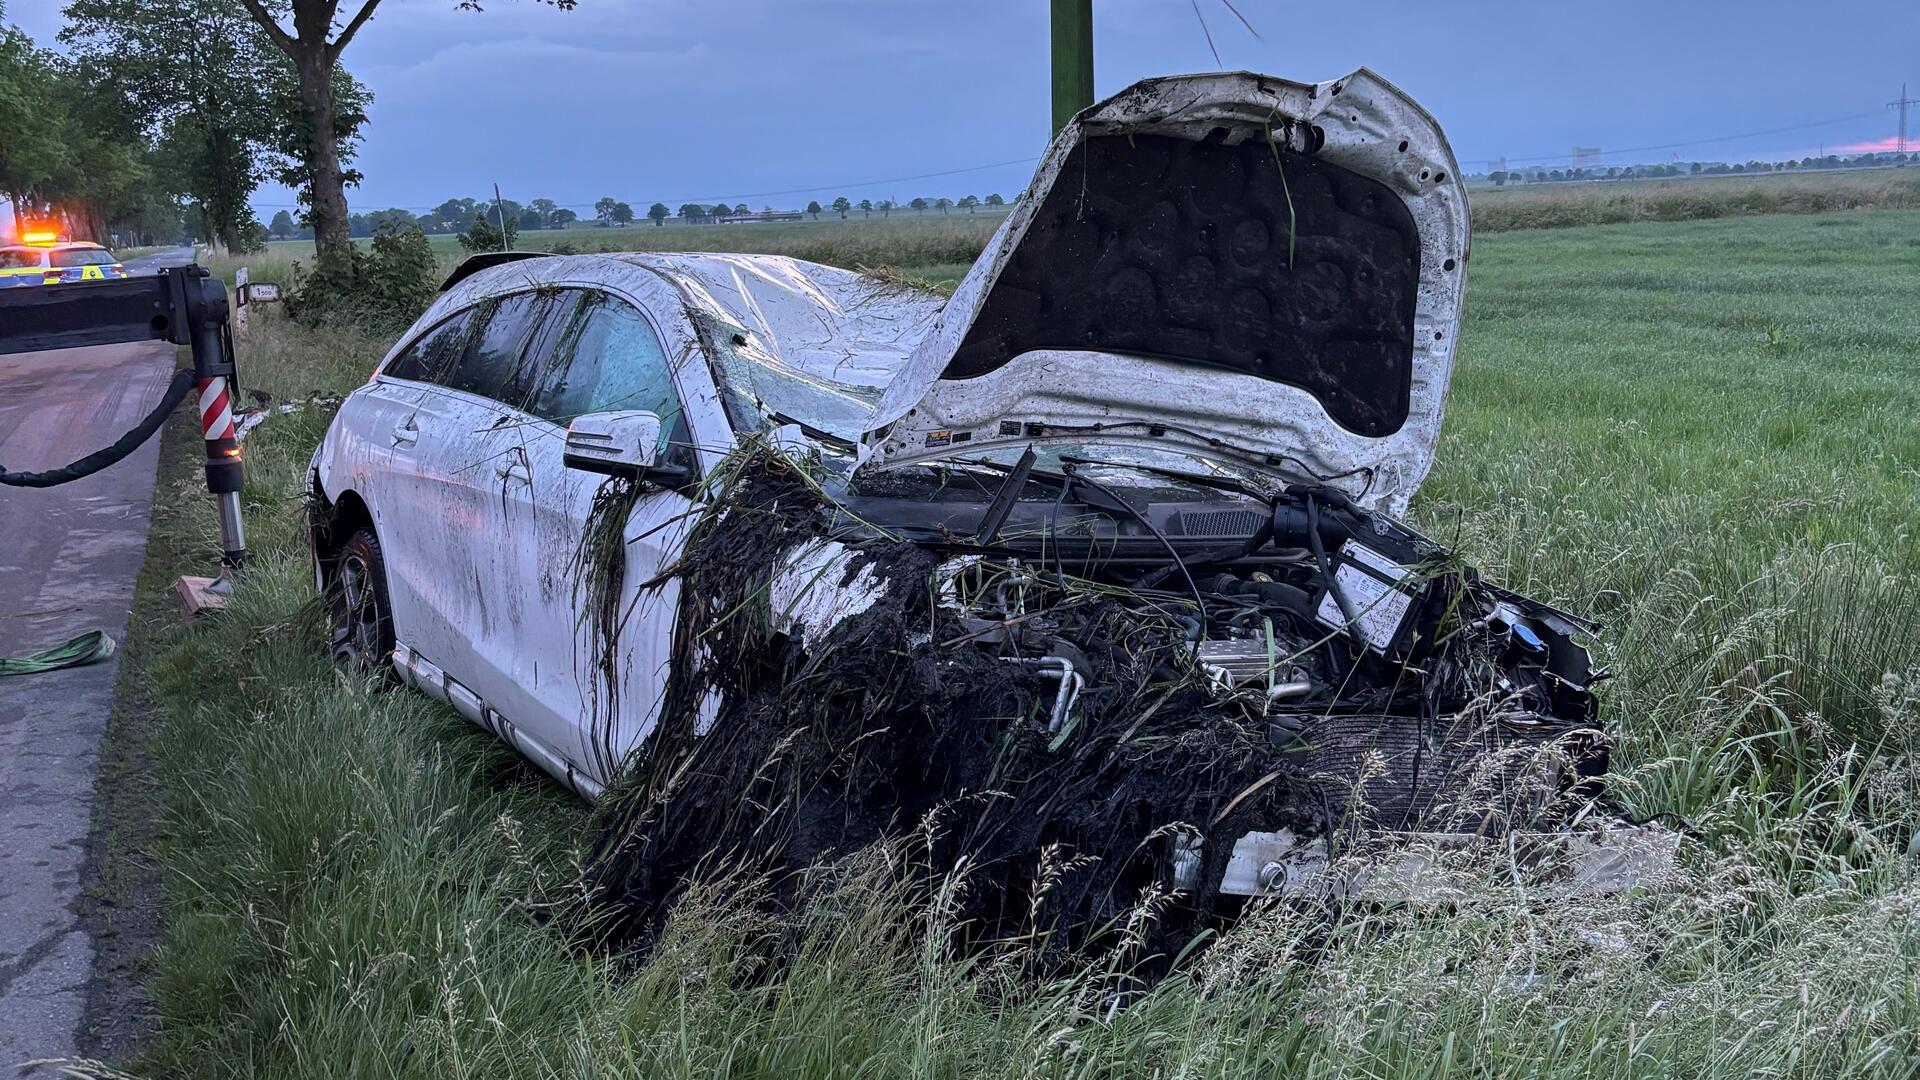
[311,70,1663,946]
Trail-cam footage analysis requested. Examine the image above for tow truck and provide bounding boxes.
[0,264,279,596]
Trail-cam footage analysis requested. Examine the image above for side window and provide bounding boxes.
[524,291,684,455]
[381,307,476,384]
[443,291,552,401]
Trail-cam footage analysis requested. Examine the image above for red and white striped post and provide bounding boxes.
[180,271,248,579]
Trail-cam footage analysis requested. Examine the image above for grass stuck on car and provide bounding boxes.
[307,69,1674,952]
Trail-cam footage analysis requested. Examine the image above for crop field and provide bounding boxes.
[142,208,1920,1076]
[1470,166,1920,232]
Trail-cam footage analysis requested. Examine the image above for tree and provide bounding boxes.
[858,198,872,217]
[985,193,1004,206]
[647,201,669,226]
[677,202,704,222]
[549,208,577,228]
[0,24,177,246]
[270,209,296,237]
[909,197,928,213]
[610,201,634,226]
[709,203,731,219]
[934,197,952,215]
[0,28,77,221]
[831,195,851,218]
[430,197,477,233]
[733,202,749,215]
[230,0,447,283]
[517,206,545,231]
[806,199,822,219]
[528,197,556,225]
[61,0,330,253]
[878,199,893,218]
[958,194,979,212]
[458,202,515,252]
[1489,171,1507,187]
[594,196,617,225]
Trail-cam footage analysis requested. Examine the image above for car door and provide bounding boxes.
[483,287,701,790]
[357,305,482,666]
[387,290,560,713]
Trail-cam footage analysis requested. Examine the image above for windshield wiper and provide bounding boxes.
[973,446,1038,545]
[769,411,856,451]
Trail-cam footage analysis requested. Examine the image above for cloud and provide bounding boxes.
[1833,136,1908,154]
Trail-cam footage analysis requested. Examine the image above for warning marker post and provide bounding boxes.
[173,266,253,613]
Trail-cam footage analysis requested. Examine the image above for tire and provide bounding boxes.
[328,526,396,675]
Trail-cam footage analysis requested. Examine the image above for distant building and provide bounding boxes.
[1571,146,1603,169]
[717,211,806,224]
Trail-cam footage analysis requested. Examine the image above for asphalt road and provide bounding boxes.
[0,252,188,1074]
[117,244,198,276]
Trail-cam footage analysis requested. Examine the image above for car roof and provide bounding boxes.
[1,241,105,252]
[432,251,947,395]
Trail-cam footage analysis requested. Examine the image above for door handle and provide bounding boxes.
[496,451,531,484]
[391,418,419,448]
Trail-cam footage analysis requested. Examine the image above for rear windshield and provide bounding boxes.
[0,249,44,269]
[51,247,117,268]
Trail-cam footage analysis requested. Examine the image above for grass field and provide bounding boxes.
[1470,167,1920,233]
[133,207,1920,1076]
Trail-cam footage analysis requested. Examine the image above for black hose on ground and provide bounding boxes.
[0,367,194,488]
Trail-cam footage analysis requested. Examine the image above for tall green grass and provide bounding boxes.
[128,210,1920,1077]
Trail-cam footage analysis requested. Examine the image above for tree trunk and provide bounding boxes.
[294,45,353,281]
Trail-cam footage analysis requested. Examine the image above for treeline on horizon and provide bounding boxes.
[267,193,1015,244]
[1481,148,1914,185]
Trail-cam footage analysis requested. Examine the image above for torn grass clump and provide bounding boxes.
[580,445,1324,969]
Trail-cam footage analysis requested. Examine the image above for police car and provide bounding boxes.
[0,235,129,288]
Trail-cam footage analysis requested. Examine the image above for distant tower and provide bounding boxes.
[1891,84,1920,156]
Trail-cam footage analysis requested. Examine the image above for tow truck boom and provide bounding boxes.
[0,265,249,575]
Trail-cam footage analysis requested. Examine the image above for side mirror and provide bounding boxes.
[564,410,689,484]
[241,281,281,304]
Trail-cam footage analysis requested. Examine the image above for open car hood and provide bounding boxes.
[859,69,1469,514]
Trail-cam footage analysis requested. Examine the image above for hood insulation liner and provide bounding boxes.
[944,133,1420,438]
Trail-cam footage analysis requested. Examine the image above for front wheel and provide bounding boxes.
[328,526,396,675]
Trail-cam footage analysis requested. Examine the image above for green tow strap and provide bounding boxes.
[0,630,117,677]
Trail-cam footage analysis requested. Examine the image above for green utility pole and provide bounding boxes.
[1051,0,1093,134]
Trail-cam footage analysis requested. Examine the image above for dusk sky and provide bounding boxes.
[10,0,1919,215]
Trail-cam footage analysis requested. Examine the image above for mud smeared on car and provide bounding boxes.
[583,443,1632,964]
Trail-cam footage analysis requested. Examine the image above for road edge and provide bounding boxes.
[73,394,199,1067]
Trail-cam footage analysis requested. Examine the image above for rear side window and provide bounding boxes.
[51,247,116,268]
[521,291,681,437]
[0,250,44,269]
[381,308,476,384]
